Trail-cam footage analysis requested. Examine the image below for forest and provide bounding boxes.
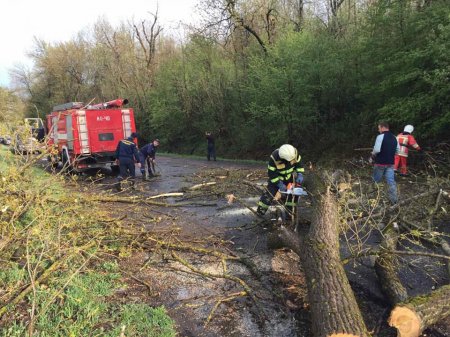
[4,0,449,160]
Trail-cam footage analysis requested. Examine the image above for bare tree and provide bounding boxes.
[198,0,270,53]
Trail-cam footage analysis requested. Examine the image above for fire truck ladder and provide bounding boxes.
[121,109,132,138]
[76,110,91,154]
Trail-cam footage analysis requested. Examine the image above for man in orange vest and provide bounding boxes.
[394,125,421,176]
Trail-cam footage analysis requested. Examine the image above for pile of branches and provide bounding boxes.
[266,169,450,337]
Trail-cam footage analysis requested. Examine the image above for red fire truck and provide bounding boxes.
[46,98,137,172]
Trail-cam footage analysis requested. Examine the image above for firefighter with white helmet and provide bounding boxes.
[256,144,305,215]
[394,124,421,176]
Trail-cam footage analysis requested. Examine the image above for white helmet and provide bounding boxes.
[279,144,298,162]
[404,125,414,133]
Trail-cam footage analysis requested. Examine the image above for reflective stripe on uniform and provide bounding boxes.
[296,167,305,173]
[268,165,276,171]
[271,155,286,169]
[279,167,294,175]
[257,201,269,208]
[270,177,280,183]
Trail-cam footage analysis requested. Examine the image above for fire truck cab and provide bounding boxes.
[46,98,137,172]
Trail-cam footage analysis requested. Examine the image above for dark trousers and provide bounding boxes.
[118,158,136,181]
[139,153,154,176]
[207,144,216,161]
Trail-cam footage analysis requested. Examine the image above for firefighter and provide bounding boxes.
[115,132,141,191]
[139,139,160,180]
[256,144,305,216]
[394,125,421,176]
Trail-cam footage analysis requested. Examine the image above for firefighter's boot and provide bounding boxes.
[115,180,122,192]
[256,205,267,216]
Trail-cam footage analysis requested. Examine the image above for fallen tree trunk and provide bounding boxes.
[374,219,450,336]
[271,173,369,336]
[301,189,369,337]
[388,285,450,337]
[374,224,409,305]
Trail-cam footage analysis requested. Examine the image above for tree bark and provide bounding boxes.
[302,190,369,337]
[374,224,409,305]
[388,285,450,337]
[271,173,369,337]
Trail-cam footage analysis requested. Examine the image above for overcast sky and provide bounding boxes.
[0,0,200,87]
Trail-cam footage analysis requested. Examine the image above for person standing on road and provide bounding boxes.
[394,124,421,176]
[256,144,304,216]
[139,139,160,180]
[370,122,399,204]
[205,131,216,161]
[115,132,140,191]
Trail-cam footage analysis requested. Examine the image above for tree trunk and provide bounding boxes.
[271,173,369,337]
[374,225,409,305]
[302,190,369,337]
[388,285,450,337]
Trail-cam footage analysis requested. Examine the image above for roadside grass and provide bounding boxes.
[0,146,176,336]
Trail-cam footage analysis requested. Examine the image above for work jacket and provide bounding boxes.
[140,143,157,159]
[372,131,399,165]
[115,137,139,162]
[267,149,304,185]
[397,132,420,157]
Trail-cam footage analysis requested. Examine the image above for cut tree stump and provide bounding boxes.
[388,285,450,337]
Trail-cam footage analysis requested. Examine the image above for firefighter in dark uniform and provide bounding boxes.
[115,132,141,191]
[139,139,160,180]
[256,144,305,216]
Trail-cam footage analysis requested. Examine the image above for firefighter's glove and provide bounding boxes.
[295,173,304,186]
[277,181,287,192]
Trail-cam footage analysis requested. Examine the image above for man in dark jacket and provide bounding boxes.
[115,132,140,191]
[371,122,399,204]
[205,132,216,161]
[139,139,160,180]
[256,144,305,216]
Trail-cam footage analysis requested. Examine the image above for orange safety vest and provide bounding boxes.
[397,133,420,157]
